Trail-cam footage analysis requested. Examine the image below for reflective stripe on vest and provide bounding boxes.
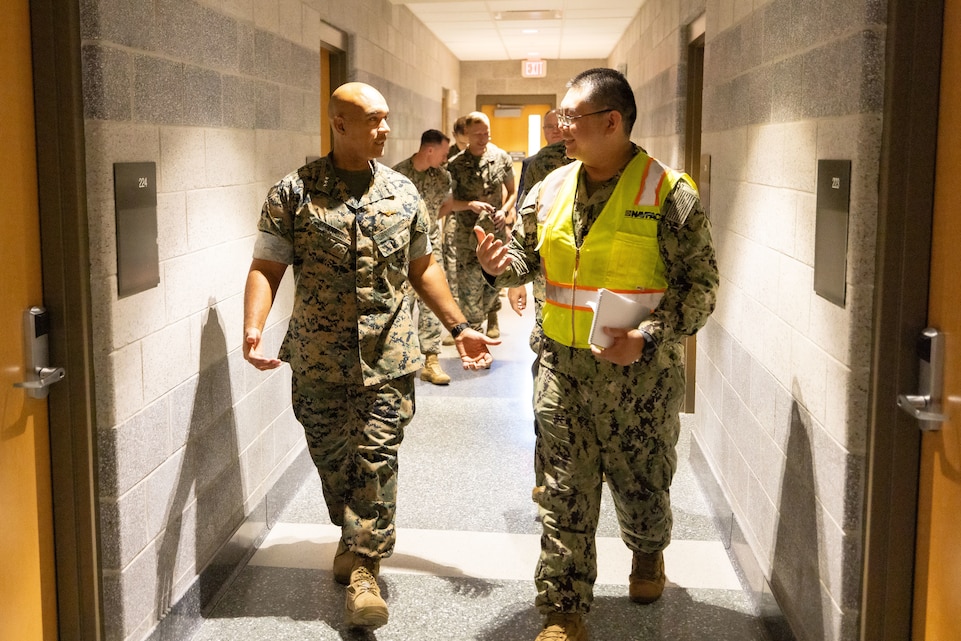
[543,280,664,312]
[536,151,691,348]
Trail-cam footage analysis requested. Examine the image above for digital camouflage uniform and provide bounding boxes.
[392,155,453,355]
[448,144,513,330]
[442,214,458,301]
[253,155,431,561]
[515,140,573,354]
[517,140,571,211]
[442,148,464,302]
[492,144,719,615]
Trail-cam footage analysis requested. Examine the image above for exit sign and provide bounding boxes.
[522,59,547,78]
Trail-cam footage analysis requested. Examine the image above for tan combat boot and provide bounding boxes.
[535,612,588,641]
[332,539,352,585]
[629,549,666,604]
[486,310,500,338]
[345,557,387,628]
[419,353,451,385]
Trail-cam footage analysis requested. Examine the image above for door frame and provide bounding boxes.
[29,0,102,638]
[862,0,945,639]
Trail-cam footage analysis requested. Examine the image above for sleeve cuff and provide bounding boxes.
[638,323,657,355]
[253,231,293,264]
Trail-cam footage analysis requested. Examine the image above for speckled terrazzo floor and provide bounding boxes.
[191,290,772,641]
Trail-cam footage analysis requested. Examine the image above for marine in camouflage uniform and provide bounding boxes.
[245,82,493,631]
[443,117,468,304]
[493,142,718,617]
[392,153,453,358]
[252,155,432,561]
[448,118,515,332]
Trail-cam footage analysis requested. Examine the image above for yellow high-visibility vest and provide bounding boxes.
[535,151,695,348]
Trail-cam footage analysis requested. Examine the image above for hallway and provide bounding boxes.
[189,293,771,641]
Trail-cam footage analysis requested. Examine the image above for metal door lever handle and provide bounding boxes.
[897,393,948,425]
[14,366,65,390]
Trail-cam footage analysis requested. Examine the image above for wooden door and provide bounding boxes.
[912,0,961,636]
[0,0,59,638]
[482,103,552,178]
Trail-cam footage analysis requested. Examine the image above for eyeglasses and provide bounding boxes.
[556,108,614,127]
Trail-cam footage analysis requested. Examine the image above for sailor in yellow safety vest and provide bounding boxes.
[475,68,719,641]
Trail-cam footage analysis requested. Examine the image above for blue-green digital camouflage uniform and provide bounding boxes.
[515,140,573,354]
[253,155,431,561]
[447,144,513,330]
[491,144,719,615]
[392,155,453,355]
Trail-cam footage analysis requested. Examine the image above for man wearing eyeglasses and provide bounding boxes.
[475,68,719,641]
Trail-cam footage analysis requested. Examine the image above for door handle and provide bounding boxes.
[11,306,65,399]
[897,394,948,424]
[15,367,66,391]
[897,327,948,431]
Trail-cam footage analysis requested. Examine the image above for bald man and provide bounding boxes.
[243,82,497,629]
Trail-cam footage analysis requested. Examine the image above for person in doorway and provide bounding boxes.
[242,82,497,630]
[393,129,456,385]
[447,111,517,339]
[474,68,719,641]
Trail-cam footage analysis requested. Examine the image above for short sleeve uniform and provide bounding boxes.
[254,155,431,387]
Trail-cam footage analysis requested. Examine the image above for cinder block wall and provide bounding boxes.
[609,1,885,640]
[80,1,459,640]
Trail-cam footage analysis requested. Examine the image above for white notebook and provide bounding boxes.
[586,289,652,348]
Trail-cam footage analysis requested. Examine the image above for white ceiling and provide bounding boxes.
[389,0,645,61]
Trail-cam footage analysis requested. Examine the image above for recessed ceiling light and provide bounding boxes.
[522,29,538,34]
[496,10,561,21]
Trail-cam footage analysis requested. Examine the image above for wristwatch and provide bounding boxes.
[449,322,470,339]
